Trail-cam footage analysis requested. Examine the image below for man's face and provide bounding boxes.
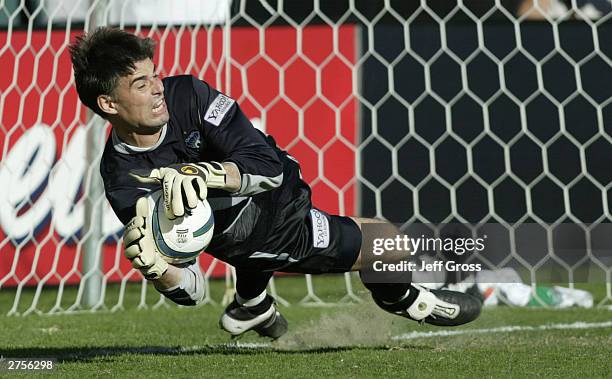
[108,58,169,133]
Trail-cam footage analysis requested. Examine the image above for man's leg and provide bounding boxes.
[349,218,412,301]
[349,217,482,326]
[219,269,288,339]
[154,261,206,306]
[235,269,273,301]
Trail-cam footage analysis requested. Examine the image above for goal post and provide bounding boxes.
[1,0,611,316]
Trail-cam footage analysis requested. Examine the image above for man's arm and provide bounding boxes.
[221,161,241,193]
[152,264,182,290]
[193,77,284,196]
[123,197,205,305]
[130,160,242,219]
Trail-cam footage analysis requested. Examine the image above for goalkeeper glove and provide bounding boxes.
[130,161,227,219]
[123,197,169,280]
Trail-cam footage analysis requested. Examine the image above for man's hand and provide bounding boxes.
[123,197,169,280]
[130,162,227,219]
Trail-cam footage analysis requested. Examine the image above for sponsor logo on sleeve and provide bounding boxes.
[204,94,235,126]
[310,209,330,248]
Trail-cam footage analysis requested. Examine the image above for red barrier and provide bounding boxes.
[0,25,356,286]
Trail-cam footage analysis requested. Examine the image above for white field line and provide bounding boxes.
[392,320,612,340]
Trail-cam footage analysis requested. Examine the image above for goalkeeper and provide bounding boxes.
[69,27,481,339]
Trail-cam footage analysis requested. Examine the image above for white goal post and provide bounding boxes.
[1,0,611,315]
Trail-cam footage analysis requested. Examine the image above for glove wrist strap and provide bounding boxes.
[142,255,169,280]
[198,161,227,189]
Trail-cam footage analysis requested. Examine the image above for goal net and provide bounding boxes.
[1,0,611,315]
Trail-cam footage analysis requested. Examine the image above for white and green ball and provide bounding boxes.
[146,191,214,264]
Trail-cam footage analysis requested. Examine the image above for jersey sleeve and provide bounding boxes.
[191,77,283,196]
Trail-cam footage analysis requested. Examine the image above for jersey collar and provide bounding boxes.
[112,124,168,154]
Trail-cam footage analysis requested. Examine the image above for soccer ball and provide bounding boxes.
[145,190,215,264]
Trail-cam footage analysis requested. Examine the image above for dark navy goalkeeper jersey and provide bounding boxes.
[100,75,307,264]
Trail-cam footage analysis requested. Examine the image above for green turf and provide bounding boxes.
[1,277,611,378]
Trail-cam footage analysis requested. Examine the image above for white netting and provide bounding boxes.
[1,0,611,315]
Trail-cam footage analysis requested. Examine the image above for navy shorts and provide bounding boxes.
[207,151,362,275]
[278,208,362,274]
[222,186,362,274]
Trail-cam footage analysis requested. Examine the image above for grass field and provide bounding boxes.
[1,276,611,378]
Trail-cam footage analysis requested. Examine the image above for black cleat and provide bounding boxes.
[374,285,482,327]
[219,295,288,339]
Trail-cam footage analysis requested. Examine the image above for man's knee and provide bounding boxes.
[159,262,205,306]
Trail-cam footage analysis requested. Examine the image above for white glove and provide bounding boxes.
[130,161,227,219]
[123,197,169,280]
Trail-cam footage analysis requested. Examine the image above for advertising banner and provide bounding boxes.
[0,25,356,286]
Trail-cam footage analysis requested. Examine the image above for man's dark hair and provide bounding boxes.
[69,27,156,117]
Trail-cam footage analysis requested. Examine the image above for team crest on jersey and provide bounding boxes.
[185,131,201,149]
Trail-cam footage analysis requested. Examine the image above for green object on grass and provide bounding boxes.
[527,286,562,307]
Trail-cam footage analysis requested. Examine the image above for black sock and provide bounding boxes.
[364,282,412,302]
[235,269,273,315]
[359,270,411,302]
[235,269,273,299]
